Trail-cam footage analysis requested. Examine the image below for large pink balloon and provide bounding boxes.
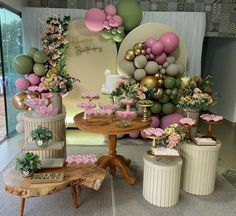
[160,113,184,129]
[151,41,164,55]
[104,4,117,16]
[84,8,106,32]
[159,32,179,54]
[150,116,160,128]
[145,37,156,48]
[155,52,167,64]
[15,77,30,90]
[27,73,40,85]
[140,130,148,139]
[129,131,140,139]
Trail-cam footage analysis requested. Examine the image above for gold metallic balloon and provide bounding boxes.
[141,76,159,90]
[141,49,146,55]
[134,48,142,56]
[125,49,135,61]
[27,92,40,99]
[137,43,143,49]
[12,92,28,110]
[153,88,164,100]
[157,79,164,87]
[155,73,161,79]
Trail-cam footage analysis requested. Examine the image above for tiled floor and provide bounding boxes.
[0,96,6,141]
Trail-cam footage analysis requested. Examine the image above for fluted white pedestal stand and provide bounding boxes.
[180,141,221,195]
[143,153,182,207]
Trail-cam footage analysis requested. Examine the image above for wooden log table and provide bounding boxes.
[3,164,106,216]
[74,112,151,185]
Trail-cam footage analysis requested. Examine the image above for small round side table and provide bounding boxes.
[180,141,221,195]
[143,153,182,207]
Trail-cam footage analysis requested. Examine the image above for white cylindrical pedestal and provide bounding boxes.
[143,153,182,207]
[180,141,221,195]
[23,111,66,158]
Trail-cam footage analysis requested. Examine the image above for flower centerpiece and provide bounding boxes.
[177,76,216,111]
[31,126,53,148]
[179,117,196,142]
[15,152,42,177]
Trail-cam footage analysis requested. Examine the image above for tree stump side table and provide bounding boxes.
[3,165,106,216]
[180,141,221,195]
[143,153,182,207]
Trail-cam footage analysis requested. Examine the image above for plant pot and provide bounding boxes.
[50,92,62,114]
[21,170,33,178]
[35,139,48,148]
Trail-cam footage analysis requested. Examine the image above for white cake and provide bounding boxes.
[101,69,121,94]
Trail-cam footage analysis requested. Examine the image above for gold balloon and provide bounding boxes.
[137,43,143,49]
[153,88,164,100]
[27,92,40,99]
[155,73,161,79]
[134,48,142,56]
[141,76,159,90]
[157,79,164,87]
[12,92,28,110]
[125,49,135,61]
[141,49,146,55]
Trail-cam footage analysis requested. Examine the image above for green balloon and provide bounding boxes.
[171,88,178,96]
[170,94,176,100]
[158,94,170,104]
[162,103,175,115]
[165,89,172,96]
[28,47,38,58]
[150,102,162,114]
[33,63,46,76]
[164,76,176,89]
[171,98,179,105]
[111,28,117,35]
[116,0,142,32]
[12,55,34,74]
[176,77,181,87]
[33,50,47,64]
[117,26,125,33]
[113,33,125,42]
[101,30,112,40]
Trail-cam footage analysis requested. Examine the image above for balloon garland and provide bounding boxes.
[116,32,185,116]
[84,1,142,42]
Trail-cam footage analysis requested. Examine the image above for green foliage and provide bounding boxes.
[15,152,41,172]
[31,126,53,142]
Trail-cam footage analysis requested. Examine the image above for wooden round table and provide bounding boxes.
[74,113,151,184]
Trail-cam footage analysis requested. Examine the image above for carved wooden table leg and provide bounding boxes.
[19,197,25,216]
[116,155,131,167]
[71,185,78,208]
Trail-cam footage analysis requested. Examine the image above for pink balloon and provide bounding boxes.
[145,55,150,60]
[140,130,148,139]
[151,40,165,55]
[149,53,155,59]
[145,37,156,48]
[150,116,160,128]
[84,8,106,32]
[106,15,112,21]
[27,73,40,85]
[104,4,117,16]
[155,53,167,64]
[112,15,123,27]
[160,113,184,129]
[129,131,140,139]
[15,77,30,90]
[159,32,179,54]
[146,48,151,54]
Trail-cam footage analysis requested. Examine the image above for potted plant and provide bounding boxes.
[15,152,42,177]
[31,126,53,148]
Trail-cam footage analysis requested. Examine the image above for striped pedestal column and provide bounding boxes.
[143,153,182,207]
[180,141,221,195]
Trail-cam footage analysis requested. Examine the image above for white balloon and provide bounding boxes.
[16,122,24,133]
[16,112,25,122]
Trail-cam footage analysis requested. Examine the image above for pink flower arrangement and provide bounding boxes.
[167,132,181,148]
[143,127,164,137]
[35,104,58,117]
[86,108,113,116]
[77,102,96,110]
[66,154,97,164]
[28,82,47,92]
[116,110,137,120]
[179,118,196,126]
[81,92,100,100]
[200,114,223,122]
[25,98,49,110]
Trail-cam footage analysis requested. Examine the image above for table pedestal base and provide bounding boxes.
[97,135,136,185]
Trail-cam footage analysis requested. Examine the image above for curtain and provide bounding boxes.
[22,7,205,76]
